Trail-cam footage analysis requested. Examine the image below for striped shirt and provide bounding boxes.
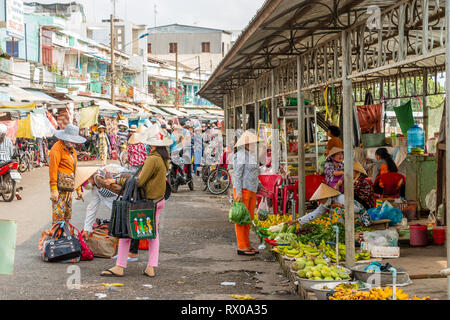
[116,130,128,147]
[0,138,14,162]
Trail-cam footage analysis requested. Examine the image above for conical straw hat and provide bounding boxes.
[309,183,341,201]
[74,166,99,190]
[353,161,367,176]
[128,125,146,145]
[235,130,260,147]
[327,147,344,159]
[134,125,173,146]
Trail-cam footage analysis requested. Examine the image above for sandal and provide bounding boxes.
[143,268,155,277]
[237,250,256,256]
[249,248,260,254]
[101,268,124,277]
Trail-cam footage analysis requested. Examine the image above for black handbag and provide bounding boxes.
[43,222,82,262]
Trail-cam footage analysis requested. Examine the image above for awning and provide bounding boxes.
[185,108,209,116]
[0,85,50,103]
[159,107,188,117]
[116,102,143,113]
[67,95,96,104]
[148,106,173,116]
[0,102,36,113]
[94,99,122,112]
[24,89,60,103]
[206,109,224,116]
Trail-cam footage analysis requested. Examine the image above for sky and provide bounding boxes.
[36,0,265,31]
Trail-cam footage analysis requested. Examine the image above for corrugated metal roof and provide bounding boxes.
[199,0,403,106]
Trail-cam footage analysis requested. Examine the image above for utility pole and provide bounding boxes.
[197,55,201,90]
[110,13,116,105]
[175,49,178,108]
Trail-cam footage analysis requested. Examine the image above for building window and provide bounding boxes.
[6,40,19,57]
[201,42,210,53]
[148,43,152,54]
[169,42,177,53]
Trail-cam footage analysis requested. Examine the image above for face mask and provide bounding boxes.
[63,141,74,150]
[83,183,93,190]
[323,198,332,207]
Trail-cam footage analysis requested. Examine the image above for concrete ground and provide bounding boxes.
[0,162,299,300]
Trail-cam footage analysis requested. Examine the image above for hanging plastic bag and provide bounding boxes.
[362,229,399,247]
[257,198,270,221]
[229,201,251,225]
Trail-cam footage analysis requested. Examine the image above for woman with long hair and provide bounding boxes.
[373,147,398,180]
[101,125,171,278]
[373,148,405,198]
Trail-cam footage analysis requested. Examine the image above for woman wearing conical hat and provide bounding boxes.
[232,130,260,256]
[287,183,372,228]
[127,125,148,172]
[324,147,344,192]
[353,161,375,210]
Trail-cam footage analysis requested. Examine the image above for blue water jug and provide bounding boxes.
[407,125,424,153]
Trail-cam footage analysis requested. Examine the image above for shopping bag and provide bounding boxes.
[125,178,157,240]
[229,201,251,225]
[257,198,270,221]
[85,224,118,258]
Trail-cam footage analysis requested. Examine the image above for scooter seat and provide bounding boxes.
[0,160,12,168]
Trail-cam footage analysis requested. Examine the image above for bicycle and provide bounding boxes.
[16,141,33,173]
[206,165,230,195]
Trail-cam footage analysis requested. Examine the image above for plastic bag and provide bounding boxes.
[368,201,403,226]
[425,189,436,214]
[229,201,251,225]
[257,198,270,221]
[362,229,399,247]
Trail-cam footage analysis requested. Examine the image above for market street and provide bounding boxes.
[0,164,298,300]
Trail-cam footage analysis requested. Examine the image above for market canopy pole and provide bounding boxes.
[297,55,306,218]
[445,0,450,300]
[271,69,279,172]
[342,30,355,268]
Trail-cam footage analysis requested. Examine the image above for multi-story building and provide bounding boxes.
[147,24,232,72]
[0,1,222,120]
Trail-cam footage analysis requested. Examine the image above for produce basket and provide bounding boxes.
[310,281,373,300]
[350,263,412,286]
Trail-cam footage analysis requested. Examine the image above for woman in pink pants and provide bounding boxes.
[101,125,172,278]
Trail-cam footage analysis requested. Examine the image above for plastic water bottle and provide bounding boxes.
[407,125,425,153]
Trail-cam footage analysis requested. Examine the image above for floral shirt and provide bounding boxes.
[324,159,344,192]
[127,142,147,167]
[354,175,375,209]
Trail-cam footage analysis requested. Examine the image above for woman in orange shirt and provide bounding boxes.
[49,124,86,224]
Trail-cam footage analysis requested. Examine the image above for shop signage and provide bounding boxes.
[5,0,24,40]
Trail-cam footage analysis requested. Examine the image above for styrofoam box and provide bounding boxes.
[370,246,400,258]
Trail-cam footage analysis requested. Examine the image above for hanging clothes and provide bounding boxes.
[16,115,33,139]
[30,111,55,138]
[79,106,99,129]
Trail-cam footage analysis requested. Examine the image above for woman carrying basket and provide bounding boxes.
[101,125,171,278]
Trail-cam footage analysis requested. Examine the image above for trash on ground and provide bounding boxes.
[101,283,123,287]
[220,282,236,286]
[95,293,107,299]
[143,284,153,289]
[232,294,256,300]
[177,281,185,285]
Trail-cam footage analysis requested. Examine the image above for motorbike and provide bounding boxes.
[167,160,194,193]
[0,160,21,202]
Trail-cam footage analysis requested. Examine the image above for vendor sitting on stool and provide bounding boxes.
[324,147,344,193]
[287,183,372,228]
[353,161,375,210]
[373,148,405,199]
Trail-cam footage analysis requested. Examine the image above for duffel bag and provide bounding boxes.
[85,224,119,258]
